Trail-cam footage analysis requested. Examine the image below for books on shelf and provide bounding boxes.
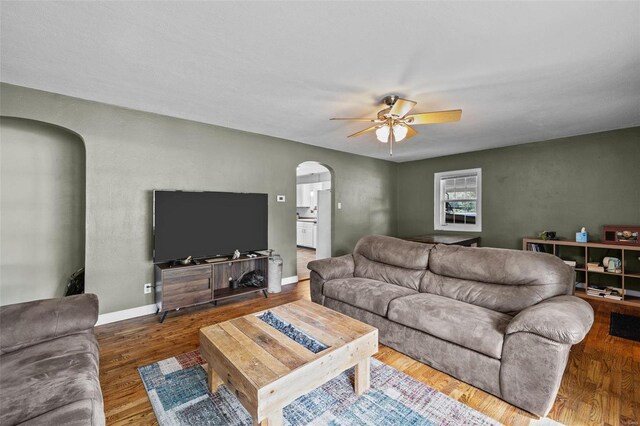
[563,260,577,267]
[527,243,546,253]
[586,285,624,300]
[587,262,605,272]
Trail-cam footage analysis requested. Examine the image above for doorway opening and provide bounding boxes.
[296,161,333,280]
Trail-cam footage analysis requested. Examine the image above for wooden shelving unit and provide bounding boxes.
[522,238,640,307]
[154,254,269,322]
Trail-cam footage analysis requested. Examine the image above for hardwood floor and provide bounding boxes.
[96,281,640,425]
[296,247,316,280]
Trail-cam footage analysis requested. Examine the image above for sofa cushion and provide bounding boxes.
[0,332,102,426]
[420,271,556,315]
[353,254,426,291]
[423,244,574,313]
[354,235,433,270]
[353,235,432,290]
[323,277,418,316]
[387,293,512,359]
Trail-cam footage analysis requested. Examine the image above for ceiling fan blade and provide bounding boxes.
[330,117,378,122]
[347,125,379,138]
[405,109,462,125]
[401,124,418,140]
[389,98,417,117]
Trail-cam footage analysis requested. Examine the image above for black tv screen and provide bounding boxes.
[153,191,268,263]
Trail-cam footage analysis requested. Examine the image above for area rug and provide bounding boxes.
[139,350,501,425]
[610,312,640,342]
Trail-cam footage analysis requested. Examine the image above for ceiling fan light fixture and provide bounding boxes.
[375,125,390,143]
[393,124,408,142]
[331,95,462,157]
[375,124,408,143]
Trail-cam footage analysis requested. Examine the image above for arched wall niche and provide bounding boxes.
[0,116,86,305]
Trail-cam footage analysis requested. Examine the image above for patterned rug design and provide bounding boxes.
[139,350,502,425]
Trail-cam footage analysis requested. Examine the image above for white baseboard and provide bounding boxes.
[282,275,299,285]
[96,303,157,326]
[96,275,299,326]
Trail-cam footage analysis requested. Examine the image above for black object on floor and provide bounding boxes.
[609,312,640,342]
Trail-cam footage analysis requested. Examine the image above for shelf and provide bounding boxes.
[214,285,266,301]
[523,238,640,251]
[586,269,623,276]
[524,237,640,307]
[575,288,640,307]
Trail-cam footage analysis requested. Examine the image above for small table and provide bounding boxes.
[199,299,378,426]
[405,233,480,247]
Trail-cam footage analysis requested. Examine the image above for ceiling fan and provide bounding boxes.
[331,95,462,156]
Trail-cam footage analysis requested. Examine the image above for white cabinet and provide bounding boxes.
[296,182,325,208]
[296,222,303,245]
[297,183,311,207]
[296,221,316,248]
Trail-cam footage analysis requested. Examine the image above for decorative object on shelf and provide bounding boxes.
[603,257,622,273]
[232,249,241,259]
[236,270,265,288]
[602,225,640,245]
[576,227,588,243]
[330,95,462,157]
[539,230,557,240]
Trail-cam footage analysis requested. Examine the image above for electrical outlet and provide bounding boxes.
[144,283,152,294]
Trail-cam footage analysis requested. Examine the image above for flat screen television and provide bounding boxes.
[153,190,268,263]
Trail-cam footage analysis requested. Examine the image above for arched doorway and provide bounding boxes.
[296,161,333,280]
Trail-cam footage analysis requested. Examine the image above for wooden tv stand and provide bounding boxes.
[154,254,269,323]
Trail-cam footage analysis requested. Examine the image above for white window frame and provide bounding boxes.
[434,168,482,232]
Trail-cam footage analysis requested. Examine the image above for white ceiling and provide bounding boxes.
[1,1,639,162]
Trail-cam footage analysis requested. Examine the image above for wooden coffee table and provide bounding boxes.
[199,299,378,426]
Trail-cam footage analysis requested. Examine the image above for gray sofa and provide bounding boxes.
[309,235,594,417]
[0,294,104,426]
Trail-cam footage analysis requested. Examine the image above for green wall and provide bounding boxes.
[397,127,640,249]
[2,82,638,315]
[0,118,86,305]
[0,83,397,313]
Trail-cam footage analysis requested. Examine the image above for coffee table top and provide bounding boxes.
[199,299,377,389]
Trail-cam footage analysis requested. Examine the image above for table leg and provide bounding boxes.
[255,409,283,426]
[208,365,223,393]
[354,357,370,396]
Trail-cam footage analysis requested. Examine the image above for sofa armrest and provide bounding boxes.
[506,295,593,345]
[0,293,99,354]
[308,255,354,305]
[308,254,355,281]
